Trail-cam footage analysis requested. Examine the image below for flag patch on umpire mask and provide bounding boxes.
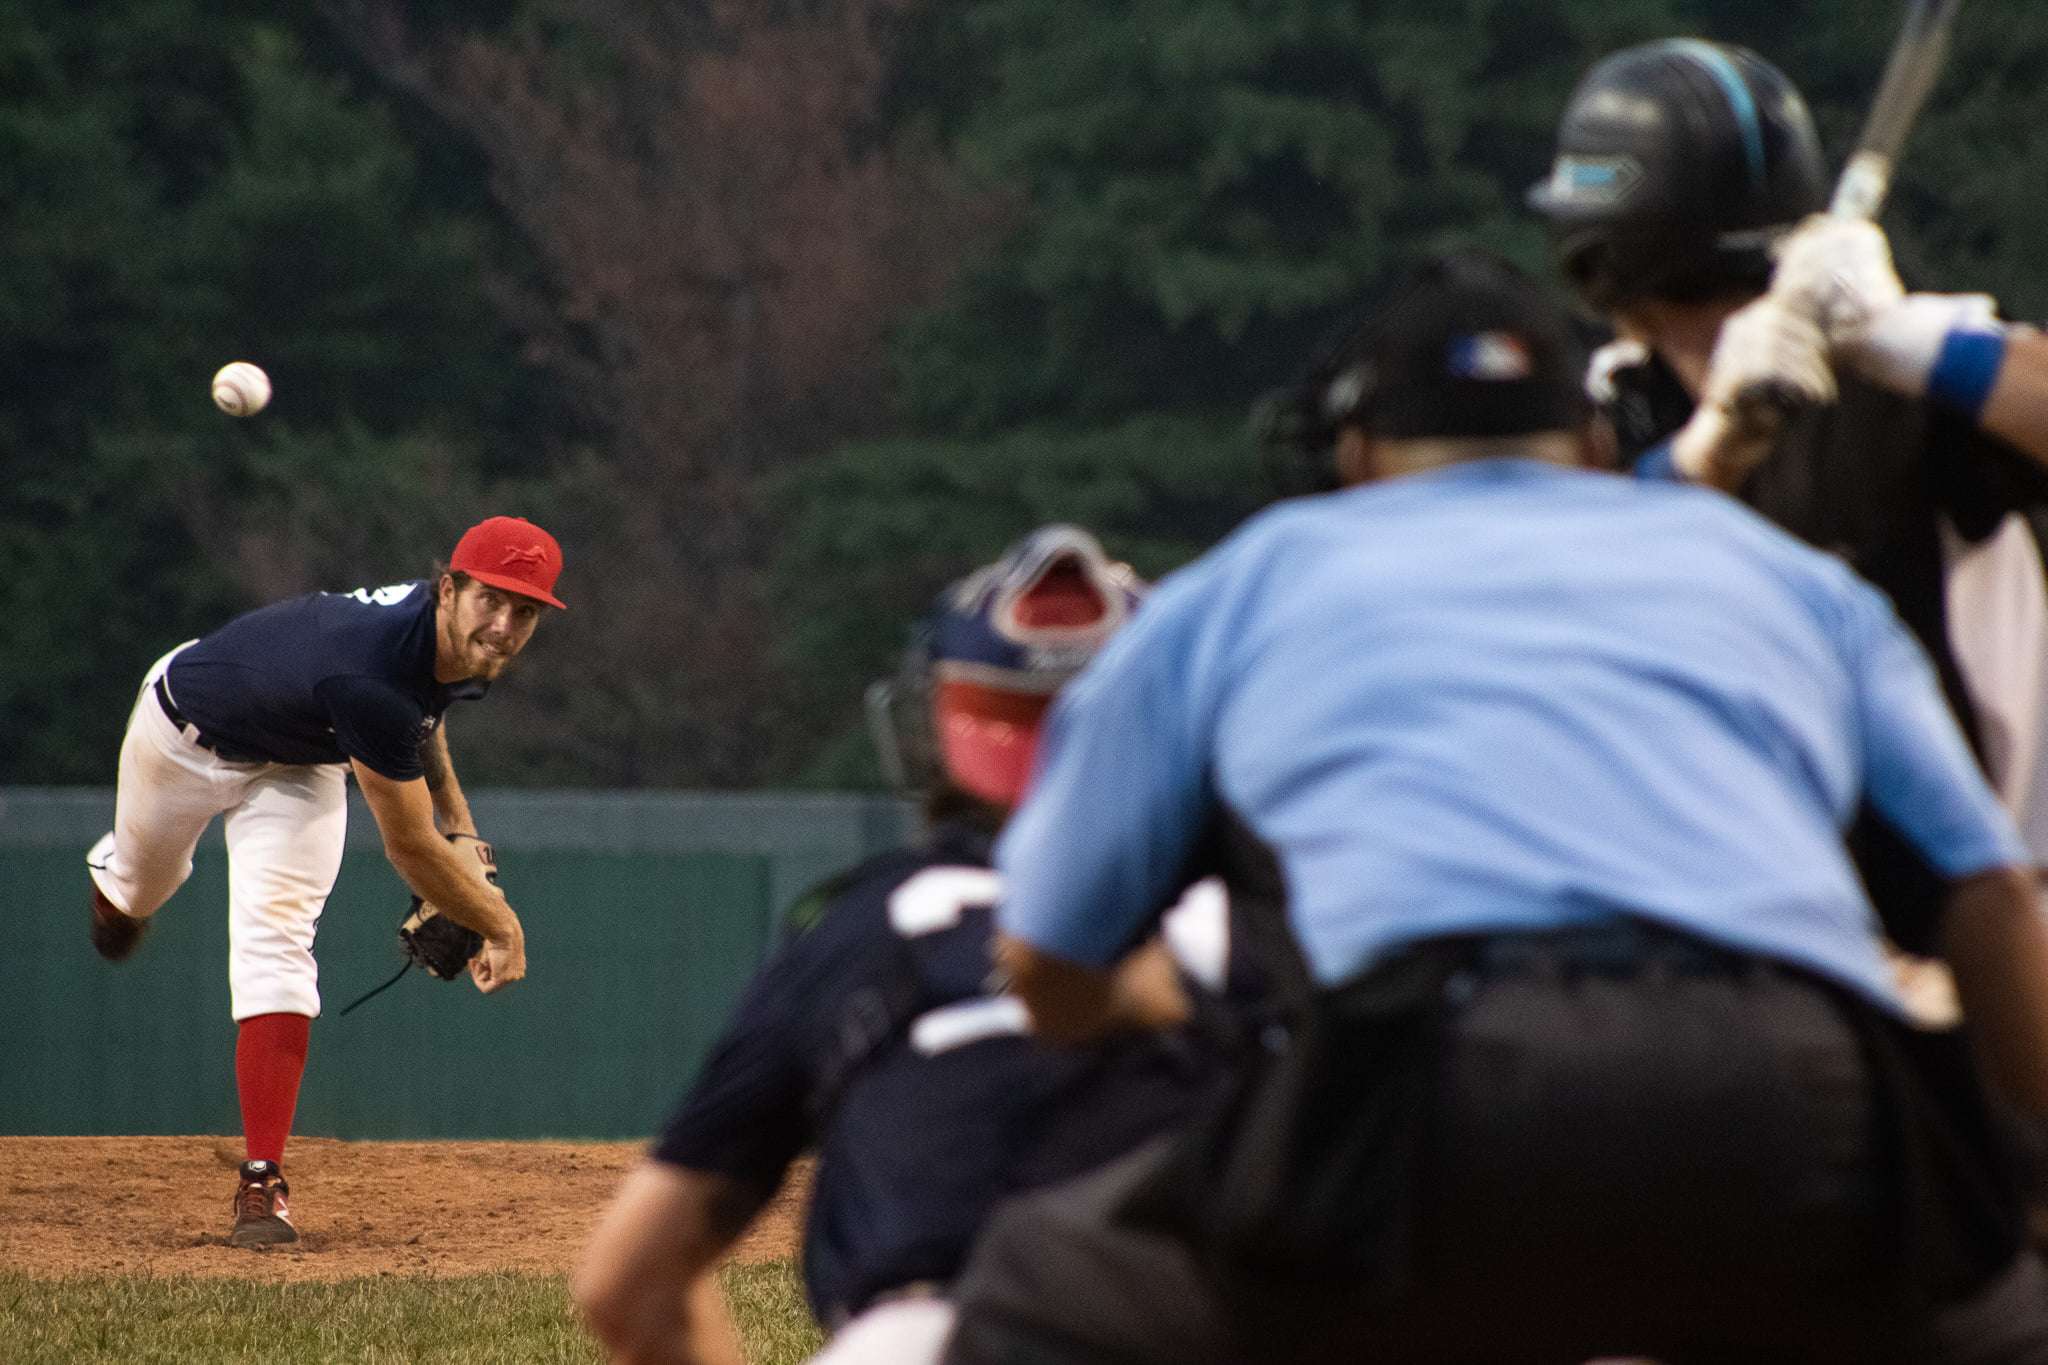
[1448,332,1534,382]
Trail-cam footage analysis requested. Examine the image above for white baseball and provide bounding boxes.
[212,361,272,417]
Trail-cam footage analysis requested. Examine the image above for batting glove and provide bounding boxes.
[1673,293,1835,487]
[1838,292,2009,418]
[1769,214,1905,343]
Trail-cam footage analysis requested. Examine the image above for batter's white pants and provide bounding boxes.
[86,644,348,1020]
[806,1298,956,1365]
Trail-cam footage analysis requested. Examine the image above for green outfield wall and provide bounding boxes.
[0,787,912,1140]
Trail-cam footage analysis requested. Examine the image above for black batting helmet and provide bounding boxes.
[1528,39,1828,313]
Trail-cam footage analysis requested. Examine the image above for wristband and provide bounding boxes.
[1851,293,2004,415]
[1925,326,2008,422]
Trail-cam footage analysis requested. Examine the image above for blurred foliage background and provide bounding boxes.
[5,0,2045,788]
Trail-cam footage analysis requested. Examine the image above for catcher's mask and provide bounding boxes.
[867,525,1145,807]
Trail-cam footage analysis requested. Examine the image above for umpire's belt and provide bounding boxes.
[155,676,267,764]
[1467,918,1760,979]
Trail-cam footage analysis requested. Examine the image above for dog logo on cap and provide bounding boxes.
[498,544,548,571]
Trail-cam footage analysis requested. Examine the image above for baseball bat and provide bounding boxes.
[1722,0,1966,449]
[1830,0,1968,222]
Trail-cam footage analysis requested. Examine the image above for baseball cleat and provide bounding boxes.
[229,1160,298,1248]
[89,885,147,962]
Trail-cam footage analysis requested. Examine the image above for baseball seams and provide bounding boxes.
[92,645,349,1020]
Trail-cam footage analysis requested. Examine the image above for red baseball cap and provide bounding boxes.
[449,516,567,609]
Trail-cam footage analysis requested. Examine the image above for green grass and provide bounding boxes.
[721,1262,831,1363]
[0,1261,824,1364]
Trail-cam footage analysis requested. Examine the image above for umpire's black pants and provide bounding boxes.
[943,924,2048,1364]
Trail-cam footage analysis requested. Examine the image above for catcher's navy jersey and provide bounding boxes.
[651,821,1222,1328]
[165,580,486,780]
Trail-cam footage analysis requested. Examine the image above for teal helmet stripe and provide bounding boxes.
[1662,39,1767,186]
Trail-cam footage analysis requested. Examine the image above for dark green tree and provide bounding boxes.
[11,0,2046,790]
[330,0,994,785]
[774,0,1692,781]
[1686,0,2048,315]
[0,2,537,780]
[771,0,2048,786]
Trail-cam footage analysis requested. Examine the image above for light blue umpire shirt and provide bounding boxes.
[995,458,2027,1013]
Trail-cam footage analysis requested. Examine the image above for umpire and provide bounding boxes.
[941,253,2048,1364]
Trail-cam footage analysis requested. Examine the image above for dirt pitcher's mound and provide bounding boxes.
[0,1136,807,1281]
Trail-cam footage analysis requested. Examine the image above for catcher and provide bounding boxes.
[85,515,562,1247]
[574,526,1230,1365]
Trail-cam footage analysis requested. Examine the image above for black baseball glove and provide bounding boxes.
[398,900,485,981]
[399,833,496,981]
[338,834,501,1016]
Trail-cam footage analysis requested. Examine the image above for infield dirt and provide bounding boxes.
[0,1136,807,1281]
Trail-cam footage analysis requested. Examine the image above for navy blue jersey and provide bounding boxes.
[164,580,486,780]
[652,822,1222,1327]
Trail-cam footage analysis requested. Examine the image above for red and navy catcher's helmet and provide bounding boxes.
[867,525,1145,808]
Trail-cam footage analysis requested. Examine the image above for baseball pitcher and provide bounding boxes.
[86,515,565,1246]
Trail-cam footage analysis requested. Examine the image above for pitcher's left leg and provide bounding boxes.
[220,763,347,1247]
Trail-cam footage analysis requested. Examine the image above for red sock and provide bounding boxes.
[236,1013,311,1166]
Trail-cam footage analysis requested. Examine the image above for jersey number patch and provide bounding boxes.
[345,583,419,607]
[886,866,1033,1055]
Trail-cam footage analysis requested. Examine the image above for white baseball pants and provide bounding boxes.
[807,1298,956,1365]
[86,645,348,1019]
